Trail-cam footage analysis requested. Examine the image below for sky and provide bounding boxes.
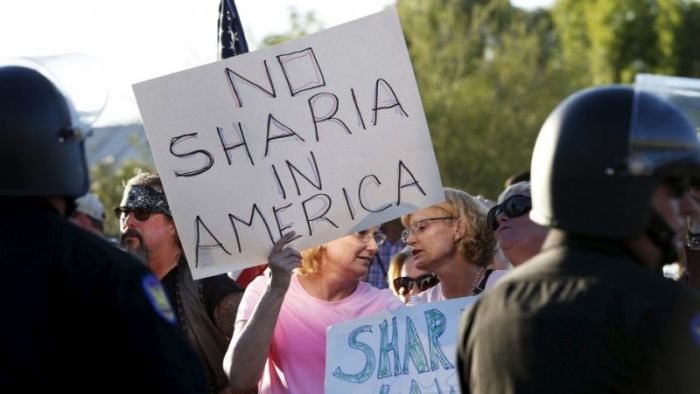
[0,0,553,126]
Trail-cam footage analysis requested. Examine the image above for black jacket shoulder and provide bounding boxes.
[0,201,206,393]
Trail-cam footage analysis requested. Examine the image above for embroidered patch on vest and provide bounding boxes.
[690,313,700,346]
[142,274,177,324]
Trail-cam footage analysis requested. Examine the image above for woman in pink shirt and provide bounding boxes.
[223,228,404,393]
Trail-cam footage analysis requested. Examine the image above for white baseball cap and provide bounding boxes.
[75,193,105,222]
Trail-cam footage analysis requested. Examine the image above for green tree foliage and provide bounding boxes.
[675,2,700,76]
[397,0,578,198]
[395,0,700,199]
[91,0,700,222]
[552,0,700,84]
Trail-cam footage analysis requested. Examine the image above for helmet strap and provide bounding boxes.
[645,208,678,265]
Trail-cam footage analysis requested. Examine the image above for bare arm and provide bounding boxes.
[223,232,302,390]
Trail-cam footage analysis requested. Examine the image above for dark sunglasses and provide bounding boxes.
[487,195,532,231]
[114,207,160,222]
[392,274,439,296]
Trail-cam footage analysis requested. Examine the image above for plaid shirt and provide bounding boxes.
[364,239,406,289]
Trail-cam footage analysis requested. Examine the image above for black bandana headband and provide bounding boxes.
[118,184,171,216]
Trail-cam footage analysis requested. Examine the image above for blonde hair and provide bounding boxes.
[402,187,496,267]
[298,245,324,276]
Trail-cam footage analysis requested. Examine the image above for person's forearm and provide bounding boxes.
[224,232,301,389]
[224,286,287,389]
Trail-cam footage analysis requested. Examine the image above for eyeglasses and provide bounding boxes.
[354,231,386,246]
[400,216,455,242]
[486,195,532,231]
[114,207,159,222]
[392,274,440,296]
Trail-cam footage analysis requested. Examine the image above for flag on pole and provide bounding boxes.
[218,0,249,59]
[218,0,263,287]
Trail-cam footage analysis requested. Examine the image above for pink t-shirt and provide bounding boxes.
[237,274,404,394]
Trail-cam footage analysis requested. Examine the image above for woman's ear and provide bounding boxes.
[453,217,467,242]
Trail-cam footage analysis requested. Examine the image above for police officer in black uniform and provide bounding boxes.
[458,85,700,393]
[0,65,206,392]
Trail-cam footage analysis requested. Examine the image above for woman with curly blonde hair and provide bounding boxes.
[401,188,508,302]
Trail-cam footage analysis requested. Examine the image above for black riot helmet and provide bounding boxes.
[530,85,700,240]
[0,65,89,198]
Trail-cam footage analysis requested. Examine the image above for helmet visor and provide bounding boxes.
[628,74,700,177]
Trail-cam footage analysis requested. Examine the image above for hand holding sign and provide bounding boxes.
[267,231,302,292]
[133,9,444,280]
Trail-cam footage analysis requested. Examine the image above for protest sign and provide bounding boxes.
[132,8,443,279]
[326,297,477,393]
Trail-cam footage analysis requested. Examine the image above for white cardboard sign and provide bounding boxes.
[132,9,444,279]
[325,297,478,394]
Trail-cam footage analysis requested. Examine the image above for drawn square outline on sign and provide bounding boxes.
[277,47,326,96]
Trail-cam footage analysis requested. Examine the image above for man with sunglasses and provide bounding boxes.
[487,181,548,267]
[0,66,206,392]
[117,172,243,394]
[458,85,700,393]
